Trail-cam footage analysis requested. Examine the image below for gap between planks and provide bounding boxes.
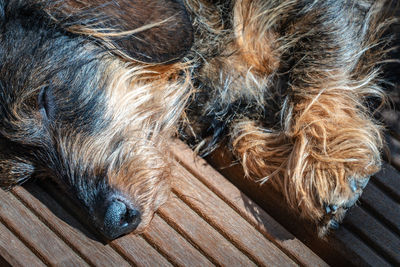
[168,139,327,267]
[199,138,396,266]
[16,181,174,267]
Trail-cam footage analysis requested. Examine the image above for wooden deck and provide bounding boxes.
[206,95,400,266]
[0,139,327,267]
[0,101,399,266]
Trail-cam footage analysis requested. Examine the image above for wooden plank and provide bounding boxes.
[111,235,173,267]
[381,109,400,139]
[386,134,400,171]
[170,139,327,267]
[360,182,400,235]
[373,163,400,202]
[344,207,400,265]
[143,214,213,267]
[159,195,257,266]
[0,189,88,266]
[171,162,298,266]
[0,222,45,267]
[38,180,171,266]
[381,84,400,139]
[11,183,131,267]
[205,146,393,266]
[331,226,392,267]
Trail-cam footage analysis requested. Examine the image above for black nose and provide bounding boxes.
[102,198,141,239]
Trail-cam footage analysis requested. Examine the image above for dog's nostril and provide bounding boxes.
[123,206,140,226]
[103,198,141,239]
[104,199,127,226]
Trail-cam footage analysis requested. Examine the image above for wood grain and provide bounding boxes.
[373,163,400,202]
[331,226,392,267]
[159,195,257,266]
[344,207,400,265]
[1,135,398,266]
[36,180,174,266]
[205,144,396,266]
[170,139,328,267]
[11,183,130,267]
[386,135,400,171]
[143,214,214,267]
[0,189,88,266]
[360,182,400,236]
[171,162,298,266]
[111,234,173,267]
[0,222,45,267]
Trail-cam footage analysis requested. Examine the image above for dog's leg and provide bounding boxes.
[285,89,381,235]
[231,120,291,181]
[231,88,383,236]
[229,0,387,235]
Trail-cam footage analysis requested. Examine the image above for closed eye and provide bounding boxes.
[38,86,56,121]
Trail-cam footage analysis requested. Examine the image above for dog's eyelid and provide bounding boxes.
[38,86,56,121]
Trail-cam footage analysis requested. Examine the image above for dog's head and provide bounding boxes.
[0,0,193,239]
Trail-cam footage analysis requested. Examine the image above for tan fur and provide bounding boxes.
[5,0,390,237]
[181,0,393,235]
[102,61,192,231]
[233,0,280,74]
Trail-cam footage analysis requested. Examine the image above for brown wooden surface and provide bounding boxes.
[0,105,398,267]
[0,140,327,266]
[206,108,400,266]
[170,140,327,267]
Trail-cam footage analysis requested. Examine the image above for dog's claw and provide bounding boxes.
[331,205,338,213]
[319,176,371,235]
[329,219,339,230]
[325,204,332,214]
[324,204,338,214]
[349,178,357,192]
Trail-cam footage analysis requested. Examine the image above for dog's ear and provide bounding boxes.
[47,0,193,64]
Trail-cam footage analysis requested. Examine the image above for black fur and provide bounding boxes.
[0,0,193,239]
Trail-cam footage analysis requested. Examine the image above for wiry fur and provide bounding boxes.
[181,0,394,235]
[0,0,395,239]
[0,0,192,238]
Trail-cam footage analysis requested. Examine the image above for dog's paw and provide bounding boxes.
[318,176,370,237]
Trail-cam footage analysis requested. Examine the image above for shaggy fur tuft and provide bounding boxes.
[0,0,396,238]
[181,0,395,235]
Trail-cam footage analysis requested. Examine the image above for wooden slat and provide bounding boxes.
[170,140,327,267]
[159,195,257,266]
[206,145,395,266]
[0,222,45,267]
[344,207,400,265]
[360,182,400,235]
[381,109,400,139]
[11,183,130,267]
[171,162,298,266]
[373,163,400,202]
[37,180,172,266]
[331,226,392,267]
[0,189,88,266]
[386,134,400,171]
[110,235,173,267]
[143,214,214,267]
[5,137,396,266]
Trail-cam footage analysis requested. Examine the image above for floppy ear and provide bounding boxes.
[47,0,193,64]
